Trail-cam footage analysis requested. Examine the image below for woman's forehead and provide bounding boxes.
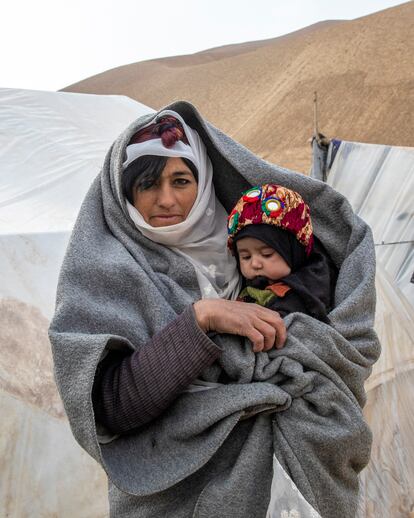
[161,157,195,176]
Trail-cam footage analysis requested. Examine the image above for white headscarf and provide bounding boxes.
[124,110,241,300]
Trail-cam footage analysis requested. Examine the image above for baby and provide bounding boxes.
[227,184,336,322]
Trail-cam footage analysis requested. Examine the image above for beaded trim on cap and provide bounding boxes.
[227,184,314,255]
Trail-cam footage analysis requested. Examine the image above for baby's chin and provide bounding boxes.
[245,276,271,289]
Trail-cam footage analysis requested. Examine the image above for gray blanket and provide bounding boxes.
[49,101,381,518]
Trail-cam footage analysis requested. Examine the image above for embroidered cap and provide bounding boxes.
[227,184,314,255]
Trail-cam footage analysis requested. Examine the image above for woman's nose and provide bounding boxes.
[156,184,176,208]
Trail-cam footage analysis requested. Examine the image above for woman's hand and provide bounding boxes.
[193,299,287,352]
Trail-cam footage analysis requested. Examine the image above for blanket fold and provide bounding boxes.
[49,101,380,518]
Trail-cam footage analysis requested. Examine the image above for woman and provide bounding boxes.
[94,115,288,436]
[49,103,380,518]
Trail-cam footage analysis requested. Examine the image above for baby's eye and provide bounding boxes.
[239,255,250,261]
[262,252,274,258]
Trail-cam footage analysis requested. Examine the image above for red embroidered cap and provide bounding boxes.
[227,184,314,255]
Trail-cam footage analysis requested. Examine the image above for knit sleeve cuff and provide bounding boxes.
[94,304,222,434]
[177,303,223,357]
[144,304,222,385]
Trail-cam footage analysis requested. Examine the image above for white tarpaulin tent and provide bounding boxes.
[312,138,414,518]
[2,87,412,517]
[0,87,155,517]
[1,88,324,518]
[2,87,326,518]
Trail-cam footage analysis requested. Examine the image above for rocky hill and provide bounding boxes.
[63,2,414,172]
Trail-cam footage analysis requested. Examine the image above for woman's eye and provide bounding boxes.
[138,183,156,192]
[174,178,190,186]
[135,177,159,191]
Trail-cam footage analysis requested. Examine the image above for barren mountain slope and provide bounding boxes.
[64,2,414,172]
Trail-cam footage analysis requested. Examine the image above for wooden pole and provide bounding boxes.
[313,91,318,137]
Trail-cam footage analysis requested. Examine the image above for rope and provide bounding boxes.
[374,240,414,246]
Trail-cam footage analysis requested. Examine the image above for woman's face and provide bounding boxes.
[133,157,198,227]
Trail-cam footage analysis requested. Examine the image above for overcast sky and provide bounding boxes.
[1,0,406,91]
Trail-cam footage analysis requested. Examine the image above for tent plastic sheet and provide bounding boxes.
[266,456,321,517]
[0,88,155,517]
[0,88,156,317]
[326,141,414,517]
[1,88,323,517]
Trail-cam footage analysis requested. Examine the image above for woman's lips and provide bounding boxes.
[150,214,183,224]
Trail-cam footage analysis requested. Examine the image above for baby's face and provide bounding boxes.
[236,236,291,282]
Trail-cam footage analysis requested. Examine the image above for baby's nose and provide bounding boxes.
[251,257,262,269]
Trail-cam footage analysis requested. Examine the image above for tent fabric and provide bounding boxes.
[2,86,410,516]
[50,101,379,518]
[317,139,414,517]
[2,88,325,517]
[0,87,156,318]
[0,87,155,517]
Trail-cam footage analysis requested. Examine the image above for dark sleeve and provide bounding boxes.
[267,290,309,319]
[92,304,222,435]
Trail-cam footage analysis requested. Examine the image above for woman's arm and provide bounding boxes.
[93,304,221,434]
[93,300,287,435]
